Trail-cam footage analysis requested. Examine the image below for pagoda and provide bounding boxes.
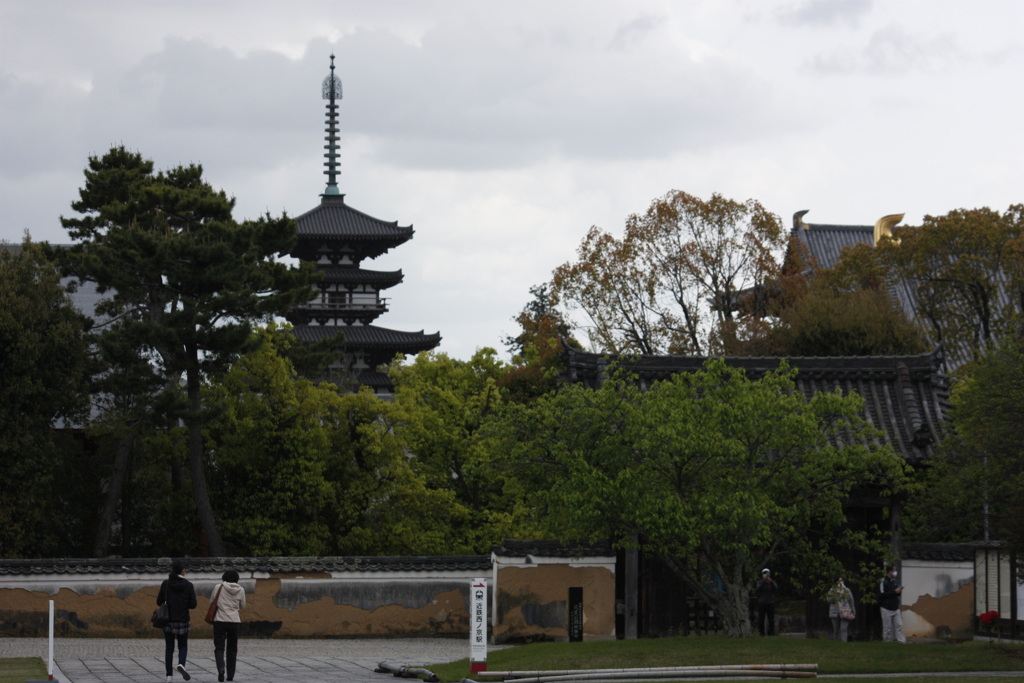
[287,55,441,393]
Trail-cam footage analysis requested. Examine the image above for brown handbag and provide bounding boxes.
[204,585,223,624]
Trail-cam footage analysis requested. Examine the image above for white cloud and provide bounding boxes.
[4,0,1024,360]
[776,0,873,27]
[808,25,963,75]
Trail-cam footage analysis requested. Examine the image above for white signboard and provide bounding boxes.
[470,578,488,672]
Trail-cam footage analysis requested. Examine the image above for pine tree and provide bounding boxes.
[60,146,317,556]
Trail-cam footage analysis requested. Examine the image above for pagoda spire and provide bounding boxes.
[321,54,343,196]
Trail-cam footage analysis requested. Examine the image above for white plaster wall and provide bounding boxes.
[901,560,973,638]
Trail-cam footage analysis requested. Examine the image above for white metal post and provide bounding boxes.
[48,599,54,680]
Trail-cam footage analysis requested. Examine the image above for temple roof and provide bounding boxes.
[3,243,107,324]
[291,324,441,352]
[353,370,394,389]
[319,267,404,289]
[562,345,950,463]
[785,211,1002,370]
[291,195,415,265]
[790,219,874,271]
[295,195,413,242]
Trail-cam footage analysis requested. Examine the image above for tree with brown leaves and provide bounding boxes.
[551,191,785,355]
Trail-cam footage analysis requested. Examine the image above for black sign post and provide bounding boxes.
[568,586,583,642]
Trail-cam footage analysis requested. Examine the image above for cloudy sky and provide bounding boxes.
[3,0,1023,361]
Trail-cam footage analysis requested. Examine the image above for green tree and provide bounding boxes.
[329,387,471,555]
[59,147,317,556]
[203,325,337,555]
[114,424,202,557]
[501,283,578,402]
[906,330,1024,545]
[204,325,464,556]
[389,349,540,551]
[492,359,908,637]
[863,206,1024,367]
[552,191,785,355]
[724,230,929,357]
[0,240,91,557]
[85,306,179,557]
[751,281,929,357]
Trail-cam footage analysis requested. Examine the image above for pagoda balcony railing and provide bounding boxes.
[286,299,390,326]
[295,299,389,312]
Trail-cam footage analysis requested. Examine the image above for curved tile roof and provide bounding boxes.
[789,216,875,272]
[354,370,393,388]
[562,346,949,463]
[492,539,615,558]
[319,267,404,289]
[902,542,974,563]
[291,324,441,351]
[295,195,413,242]
[0,555,491,576]
[4,244,109,325]
[786,212,1008,370]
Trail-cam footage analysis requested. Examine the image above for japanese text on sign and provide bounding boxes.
[470,579,488,671]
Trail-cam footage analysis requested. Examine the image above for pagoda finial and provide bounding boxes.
[321,53,343,196]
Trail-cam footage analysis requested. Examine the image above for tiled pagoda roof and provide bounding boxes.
[352,370,393,389]
[562,345,950,464]
[319,267,404,289]
[291,324,441,352]
[295,195,413,242]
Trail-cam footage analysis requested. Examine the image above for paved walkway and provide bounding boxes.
[4,638,1024,682]
[0,638,481,683]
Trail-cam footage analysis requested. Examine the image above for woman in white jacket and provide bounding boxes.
[211,569,246,682]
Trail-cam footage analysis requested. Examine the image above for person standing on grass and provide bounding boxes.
[756,568,777,636]
[827,576,855,642]
[157,560,197,682]
[211,569,246,682]
[879,564,906,643]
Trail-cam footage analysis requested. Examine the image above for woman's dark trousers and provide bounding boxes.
[213,622,240,679]
[163,631,188,676]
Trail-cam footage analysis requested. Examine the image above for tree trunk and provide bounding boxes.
[664,553,753,638]
[718,581,753,638]
[624,547,639,639]
[92,433,134,557]
[186,357,225,556]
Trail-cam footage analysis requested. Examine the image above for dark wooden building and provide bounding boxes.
[286,56,440,393]
[561,344,951,638]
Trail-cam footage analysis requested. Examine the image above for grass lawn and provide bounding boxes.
[0,657,47,683]
[429,637,1024,682]
[825,679,1024,682]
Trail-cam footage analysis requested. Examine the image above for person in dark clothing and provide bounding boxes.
[211,569,246,682]
[157,560,198,682]
[879,564,905,643]
[756,568,777,636]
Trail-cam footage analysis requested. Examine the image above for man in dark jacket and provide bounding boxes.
[879,565,905,643]
[756,568,777,636]
[157,560,198,682]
